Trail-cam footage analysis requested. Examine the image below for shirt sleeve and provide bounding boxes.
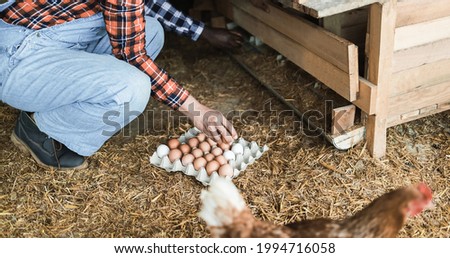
[99,0,189,110]
[145,0,204,41]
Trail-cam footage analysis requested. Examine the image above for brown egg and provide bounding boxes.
[207,137,217,146]
[206,160,220,175]
[168,149,182,162]
[179,144,191,154]
[193,157,207,170]
[204,153,215,162]
[218,164,233,177]
[181,153,195,166]
[198,141,211,153]
[215,155,227,166]
[196,133,206,142]
[188,137,199,148]
[218,142,230,151]
[211,147,223,156]
[192,148,203,158]
[167,138,180,149]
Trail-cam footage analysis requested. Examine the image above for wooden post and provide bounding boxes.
[365,0,397,158]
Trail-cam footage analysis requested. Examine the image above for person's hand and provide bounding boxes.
[201,26,243,49]
[179,95,238,144]
[250,0,270,12]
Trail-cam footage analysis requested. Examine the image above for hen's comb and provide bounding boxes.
[417,182,432,202]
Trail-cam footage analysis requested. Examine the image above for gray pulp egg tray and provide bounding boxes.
[149,127,269,186]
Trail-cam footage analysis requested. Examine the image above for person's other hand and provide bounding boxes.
[201,26,243,49]
[179,95,238,144]
[250,0,270,12]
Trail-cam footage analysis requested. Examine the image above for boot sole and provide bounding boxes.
[11,132,88,171]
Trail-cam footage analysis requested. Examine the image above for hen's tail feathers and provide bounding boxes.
[199,178,247,227]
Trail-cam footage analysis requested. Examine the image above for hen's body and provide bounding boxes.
[199,179,432,238]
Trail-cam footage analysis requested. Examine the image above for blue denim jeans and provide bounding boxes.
[0,13,164,156]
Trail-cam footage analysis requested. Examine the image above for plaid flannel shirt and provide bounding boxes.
[145,0,204,41]
[0,0,204,109]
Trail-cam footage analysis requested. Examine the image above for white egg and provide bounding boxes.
[231,144,244,155]
[223,150,236,161]
[156,144,170,158]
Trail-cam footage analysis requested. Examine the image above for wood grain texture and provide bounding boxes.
[391,58,450,97]
[354,78,378,115]
[332,105,356,135]
[394,16,450,51]
[388,81,450,117]
[277,0,387,18]
[365,0,397,158]
[392,38,450,72]
[396,0,450,27]
[387,101,450,127]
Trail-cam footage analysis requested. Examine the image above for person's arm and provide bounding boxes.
[146,0,243,49]
[145,0,204,41]
[99,0,237,142]
[99,0,188,110]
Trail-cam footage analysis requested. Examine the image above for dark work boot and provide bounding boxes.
[10,111,88,170]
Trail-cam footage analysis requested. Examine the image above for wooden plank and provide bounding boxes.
[420,104,438,114]
[397,0,450,27]
[229,2,358,101]
[353,78,378,115]
[322,7,368,35]
[322,7,368,53]
[233,0,358,74]
[331,105,356,135]
[392,38,450,73]
[387,102,450,127]
[394,16,450,51]
[365,0,397,158]
[391,58,450,97]
[322,8,369,76]
[400,109,420,120]
[339,23,368,43]
[276,0,387,18]
[388,81,450,117]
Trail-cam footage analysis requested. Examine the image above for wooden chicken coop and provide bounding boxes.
[213,0,450,158]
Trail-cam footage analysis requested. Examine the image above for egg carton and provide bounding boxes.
[149,127,269,186]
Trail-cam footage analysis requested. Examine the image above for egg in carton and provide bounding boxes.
[149,127,269,186]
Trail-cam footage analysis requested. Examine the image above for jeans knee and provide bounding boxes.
[118,70,151,114]
[145,17,165,59]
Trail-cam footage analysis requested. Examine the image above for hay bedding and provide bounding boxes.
[0,34,449,238]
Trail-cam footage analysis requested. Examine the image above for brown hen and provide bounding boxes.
[199,178,432,238]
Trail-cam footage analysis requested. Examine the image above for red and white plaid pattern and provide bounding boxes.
[1,0,190,109]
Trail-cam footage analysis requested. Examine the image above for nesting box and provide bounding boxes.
[214,0,450,157]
